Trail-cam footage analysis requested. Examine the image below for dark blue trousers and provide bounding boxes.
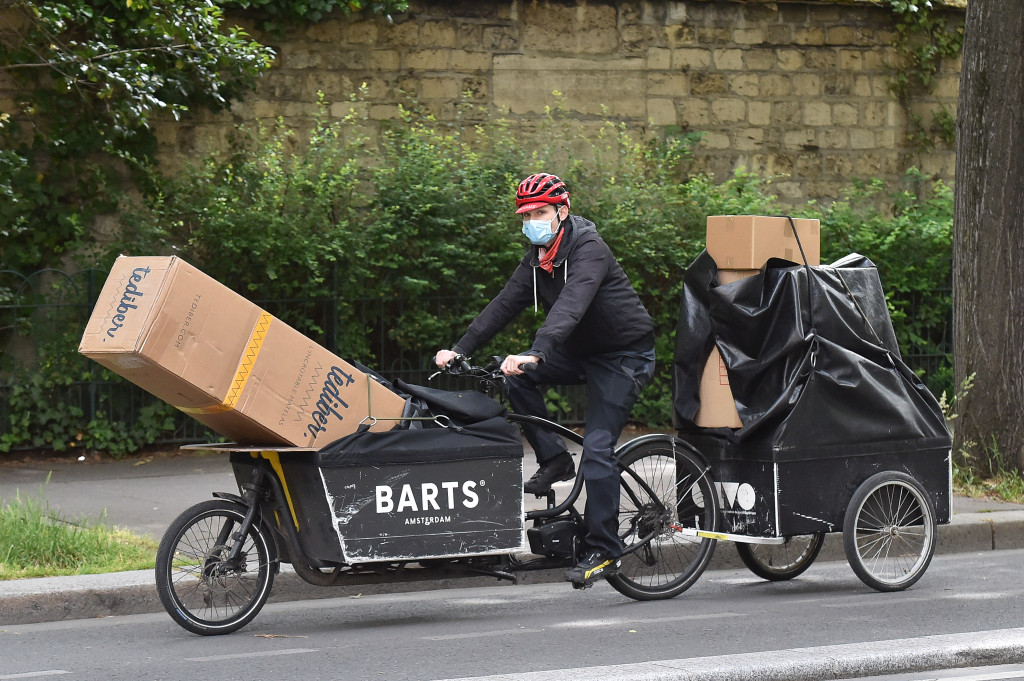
[506,347,655,557]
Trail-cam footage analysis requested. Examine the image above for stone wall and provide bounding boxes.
[19,0,967,208]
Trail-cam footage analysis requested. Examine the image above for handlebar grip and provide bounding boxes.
[519,361,539,372]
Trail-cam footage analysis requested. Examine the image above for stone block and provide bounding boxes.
[690,72,727,96]
[713,48,744,71]
[405,49,451,71]
[646,98,677,126]
[483,26,518,51]
[383,20,419,46]
[647,72,687,97]
[330,100,368,120]
[744,49,776,71]
[450,50,491,73]
[728,74,759,97]
[852,75,874,97]
[701,131,732,149]
[732,128,764,151]
[679,99,709,127]
[826,25,857,46]
[369,104,403,121]
[833,102,858,127]
[777,49,804,71]
[818,127,847,149]
[521,3,617,54]
[421,21,457,48]
[784,129,816,148]
[792,74,822,97]
[793,27,826,46]
[712,98,746,123]
[420,76,461,101]
[647,47,672,70]
[664,24,696,46]
[368,49,401,72]
[803,101,832,126]
[760,74,793,97]
[304,19,346,43]
[850,129,875,150]
[732,27,765,46]
[343,20,380,45]
[672,48,712,70]
[839,49,863,71]
[748,101,772,126]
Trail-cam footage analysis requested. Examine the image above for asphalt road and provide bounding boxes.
[2,549,1023,681]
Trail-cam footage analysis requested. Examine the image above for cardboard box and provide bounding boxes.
[706,215,820,269]
[694,347,742,429]
[79,256,406,447]
[717,269,761,285]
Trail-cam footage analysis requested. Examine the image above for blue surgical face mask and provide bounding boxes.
[522,214,560,245]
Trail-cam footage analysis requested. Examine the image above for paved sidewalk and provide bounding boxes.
[2,447,1024,627]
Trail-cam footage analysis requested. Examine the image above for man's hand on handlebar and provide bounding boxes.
[434,349,458,369]
[501,354,540,376]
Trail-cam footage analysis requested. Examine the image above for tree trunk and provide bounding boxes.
[953,0,1024,474]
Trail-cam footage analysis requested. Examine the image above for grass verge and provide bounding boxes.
[0,487,157,580]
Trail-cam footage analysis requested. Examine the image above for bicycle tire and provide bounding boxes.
[606,439,719,601]
[155,499,276,635]
[736,532,825,581]
[843,471,936,592]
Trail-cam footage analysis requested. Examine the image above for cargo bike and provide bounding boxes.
[155,245,952,636]
[155,360,722,636]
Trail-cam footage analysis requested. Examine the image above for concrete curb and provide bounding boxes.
[446,628,1024,681]
[2,510,1023,627]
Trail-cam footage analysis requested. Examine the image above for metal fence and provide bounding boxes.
[0,267,951,450]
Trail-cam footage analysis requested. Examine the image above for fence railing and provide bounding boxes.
[0,267,951,451]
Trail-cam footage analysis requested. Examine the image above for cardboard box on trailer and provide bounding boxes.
[79,255,406,447]
[706,215,820,269]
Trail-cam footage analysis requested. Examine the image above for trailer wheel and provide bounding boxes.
[736,532,825,581]
[843,472,936,592]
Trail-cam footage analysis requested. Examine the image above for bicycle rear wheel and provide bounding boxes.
[736,532,825,581]
[607,439,719,600]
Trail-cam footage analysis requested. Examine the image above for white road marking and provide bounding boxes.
[0,673,69,680]
[185,648,318,662]
[424,628,544,641]
[551,612,744,628]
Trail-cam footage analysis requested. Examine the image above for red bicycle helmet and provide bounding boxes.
[515,173,570,214]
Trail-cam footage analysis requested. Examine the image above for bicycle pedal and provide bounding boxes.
[571,581,592,590]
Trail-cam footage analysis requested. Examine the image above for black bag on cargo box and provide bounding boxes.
[314,415,525,562]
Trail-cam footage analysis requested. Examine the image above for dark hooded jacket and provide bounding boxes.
[453,215,654,362]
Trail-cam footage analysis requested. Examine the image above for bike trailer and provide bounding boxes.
[673,251,952,538]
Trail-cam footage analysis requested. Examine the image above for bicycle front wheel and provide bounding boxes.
[607,439,719,600]
[155,499,276,636]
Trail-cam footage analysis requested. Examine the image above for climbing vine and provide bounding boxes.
[886,0,965,149]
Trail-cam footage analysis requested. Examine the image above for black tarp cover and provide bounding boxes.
[674,251,951,461]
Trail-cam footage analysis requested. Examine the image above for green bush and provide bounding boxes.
[2,94,954,453]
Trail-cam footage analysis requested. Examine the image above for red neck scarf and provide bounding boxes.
[538,227,566,273]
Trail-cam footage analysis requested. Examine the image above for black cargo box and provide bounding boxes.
[314,416,526,563]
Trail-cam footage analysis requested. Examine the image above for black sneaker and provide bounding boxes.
[523,453,575,495]
[565,550,620,586]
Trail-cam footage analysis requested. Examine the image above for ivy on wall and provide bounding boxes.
[886,0,965,149]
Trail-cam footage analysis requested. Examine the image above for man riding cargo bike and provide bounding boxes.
[436,172,656,587]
